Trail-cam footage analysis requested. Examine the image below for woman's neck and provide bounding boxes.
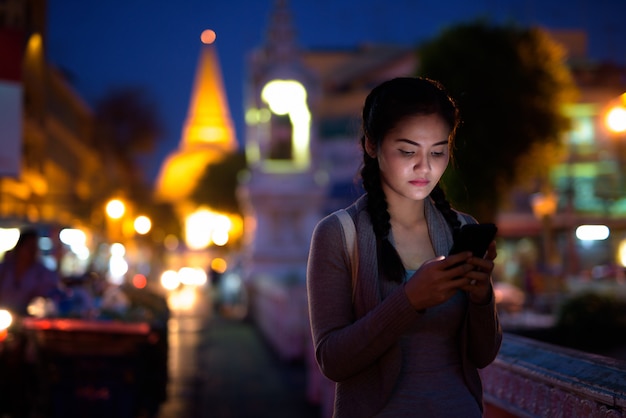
[387,198,426,230]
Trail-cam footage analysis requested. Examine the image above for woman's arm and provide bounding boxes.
[466,290,502,368]
[307,215,420,382]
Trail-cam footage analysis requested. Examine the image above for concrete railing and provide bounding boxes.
[482,333,626,418]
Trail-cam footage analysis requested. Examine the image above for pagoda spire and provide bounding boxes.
[181,31,236,151]
[155,30,237,203]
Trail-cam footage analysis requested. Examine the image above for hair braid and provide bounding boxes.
[361,143,406,283]
[430,184,461,235]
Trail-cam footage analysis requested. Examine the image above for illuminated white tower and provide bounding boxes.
[238,0,326,283]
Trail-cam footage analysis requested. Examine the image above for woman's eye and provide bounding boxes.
[399,150,414,156]
[431,151,445,157]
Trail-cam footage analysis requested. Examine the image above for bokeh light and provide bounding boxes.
[606,106,626,133]
[134,215,152,235]
[201,29,216,44]
[106,199,126,219]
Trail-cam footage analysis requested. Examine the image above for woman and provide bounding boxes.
[307,77,502,417]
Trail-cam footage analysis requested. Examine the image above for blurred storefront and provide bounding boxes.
[0,0,164,286]
[494,65,626,304]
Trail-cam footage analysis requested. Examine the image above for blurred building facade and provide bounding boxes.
[495,31,626,294]
[0,0,115,270]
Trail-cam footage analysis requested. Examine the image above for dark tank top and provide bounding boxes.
[375,270,482,417]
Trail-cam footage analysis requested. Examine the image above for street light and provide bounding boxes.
[605,92,626,134]
[105,199,126,219]
[134,215,152,235]
[184,208,234,250]
[530,191,559,269]
[602,92,626,274]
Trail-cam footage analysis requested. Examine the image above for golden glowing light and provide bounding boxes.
[59,228,87,247]
[108,243,128,285]
[261,80,307,115]
[259,79,311,170]
[0,228,20,254]
[168,286,197,311]
[201,29,216,44]
[185,209,213,250]
[0,310,13,330]
[212,214,232,246]
[606,106,626,133]
[134,215,152,235]
[106,199,126,219]
[27,33,42,52]
[185,209,234,250]
[178,267,208,286]
[211,257,228,274]
[618,240,626,268]
[530,192,558,219]
[161,270,180,291]
[212,229,229,246]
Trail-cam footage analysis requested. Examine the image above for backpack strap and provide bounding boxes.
[335,209,358,303]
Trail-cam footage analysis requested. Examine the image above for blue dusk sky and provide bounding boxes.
[46,0,626,184]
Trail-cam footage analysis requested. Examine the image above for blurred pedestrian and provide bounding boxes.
[0,228,60,315]
[307,77,502,417]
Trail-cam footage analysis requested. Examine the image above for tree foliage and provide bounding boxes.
[417,21,578,221]
[94,86,163,195]
[191,151,247,214]
[92,87,178,253]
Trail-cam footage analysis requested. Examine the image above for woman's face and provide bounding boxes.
[368,113,450,203]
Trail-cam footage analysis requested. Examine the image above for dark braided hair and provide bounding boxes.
[359,77,461,283]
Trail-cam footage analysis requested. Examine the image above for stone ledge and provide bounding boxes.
[482,333,626,417]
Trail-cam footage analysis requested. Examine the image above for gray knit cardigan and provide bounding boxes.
[306,194,502,417]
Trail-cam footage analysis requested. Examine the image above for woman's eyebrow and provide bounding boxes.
[396,138,448,146]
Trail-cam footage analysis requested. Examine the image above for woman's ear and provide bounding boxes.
[365,137,377,158]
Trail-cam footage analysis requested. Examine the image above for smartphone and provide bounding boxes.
[448,223,498,258]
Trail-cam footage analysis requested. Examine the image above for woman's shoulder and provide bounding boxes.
[346,193,368,218]
[315,210,341,229]
[313,194,367,236]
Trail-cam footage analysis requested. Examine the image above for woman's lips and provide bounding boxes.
[409,179,430,187]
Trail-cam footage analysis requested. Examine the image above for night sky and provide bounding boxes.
[46,0,626,184]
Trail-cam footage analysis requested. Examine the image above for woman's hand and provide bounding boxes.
[460,240,497,304]
[403,252,476,311]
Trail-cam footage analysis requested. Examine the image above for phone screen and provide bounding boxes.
[448,223,497,258]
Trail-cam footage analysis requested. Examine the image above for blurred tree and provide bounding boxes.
[93,86,163,200]
[418,21,578,222]
[191,151,247,215]
[93,87,177,258]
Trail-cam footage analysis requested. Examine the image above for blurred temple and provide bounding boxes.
[154,31,237,207]
[153,29,241,274]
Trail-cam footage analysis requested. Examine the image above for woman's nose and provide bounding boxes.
[413,155,429,171]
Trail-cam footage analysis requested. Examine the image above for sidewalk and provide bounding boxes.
[158,312,321,418]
